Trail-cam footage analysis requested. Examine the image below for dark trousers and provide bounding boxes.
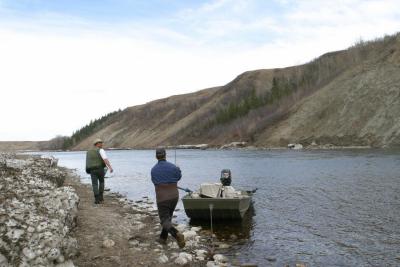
[157,197,179,239]
[90,168,105,197]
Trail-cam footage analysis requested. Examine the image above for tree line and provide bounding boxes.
[213,75,299,125]
[211,31,393,127]
[43,109,122,150]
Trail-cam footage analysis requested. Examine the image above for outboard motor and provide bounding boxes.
[220,169,232,186]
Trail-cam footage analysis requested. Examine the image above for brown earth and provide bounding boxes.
[70,33,400,150]
[64,174,206,267]
[3,34,399,150]
[0,141,45,151]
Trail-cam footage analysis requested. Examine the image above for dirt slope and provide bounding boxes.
[257,42,400,147]
[70,33,400,149]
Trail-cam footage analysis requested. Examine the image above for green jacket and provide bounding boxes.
[86,148,106,173]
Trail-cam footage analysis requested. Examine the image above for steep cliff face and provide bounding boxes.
[257,61,400,147]
[257,35,400,147]
[73,33,400,150]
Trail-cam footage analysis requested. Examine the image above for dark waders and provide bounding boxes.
[157,197,179,239]
[90,168,105,204]
[157,197,185,247]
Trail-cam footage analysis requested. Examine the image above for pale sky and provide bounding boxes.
[1,0,399,141]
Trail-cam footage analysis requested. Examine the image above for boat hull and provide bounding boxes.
[182,194,251,220]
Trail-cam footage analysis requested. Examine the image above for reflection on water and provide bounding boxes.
[33,149,400,266]
[188,202,256,240]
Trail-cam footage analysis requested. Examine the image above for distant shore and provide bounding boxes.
[0,141,379,153]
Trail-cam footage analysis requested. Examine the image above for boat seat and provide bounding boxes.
[199,183,241,198]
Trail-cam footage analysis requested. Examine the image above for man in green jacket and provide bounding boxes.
[86,138,114,204]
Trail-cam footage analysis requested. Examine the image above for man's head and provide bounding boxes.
[156,148,166,160]
[94,138,103,148]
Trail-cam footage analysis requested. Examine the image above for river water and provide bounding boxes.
[36,149,400,266]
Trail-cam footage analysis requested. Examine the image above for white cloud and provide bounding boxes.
[0,27,254,140]
[0,0,399,140]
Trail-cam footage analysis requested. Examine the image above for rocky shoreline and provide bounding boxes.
[1,154,250,267]
[108,143,373,152]
[0,153,79,267]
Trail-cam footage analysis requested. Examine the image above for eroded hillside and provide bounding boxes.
[72,33,400,149]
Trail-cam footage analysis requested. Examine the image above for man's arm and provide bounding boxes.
[175,166,182,180]
[104,159,113,173]
[99,149,114,173]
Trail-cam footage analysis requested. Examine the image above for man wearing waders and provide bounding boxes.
[86,138,114,204]
[151,148,185,248]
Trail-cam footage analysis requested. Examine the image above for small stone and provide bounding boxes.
[176,224,187,232]
[170,252,179,259]
[175,252,193,266]
[133,223,145,230]
[55,260,76,267]
[158,254,169,264]
[7,228,25,242]
[0,253,9,266]
[213,254,229,264]
[102,239,115,248]
[174,257,188,266]
[62,237,78,257]
[218,243,230,249]
[296,263,307,267]
[47,248,61,260]
[18,259,30,267]
[195,249,208,258]
[128,238,140,247]
[206,261,218,267]
[138,243,150,247]
[36,222,48,233]
[190,226,202,232]
[57,254,65,263]
[6,219,18,227]
[22,248,36,260]
[183,230,197,240]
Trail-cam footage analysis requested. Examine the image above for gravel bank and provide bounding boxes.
[0,153,79,267]
[0,154,238,267]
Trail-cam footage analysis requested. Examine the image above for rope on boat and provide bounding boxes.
[209,203,215,257]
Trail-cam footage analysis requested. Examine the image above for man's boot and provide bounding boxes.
[170,227,185,248]
[94,194,100,204]
[99,192,104,203]
[157,229,168,245]
[175,232,185,248]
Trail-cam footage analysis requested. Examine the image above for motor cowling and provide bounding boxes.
[220,169,232,186]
